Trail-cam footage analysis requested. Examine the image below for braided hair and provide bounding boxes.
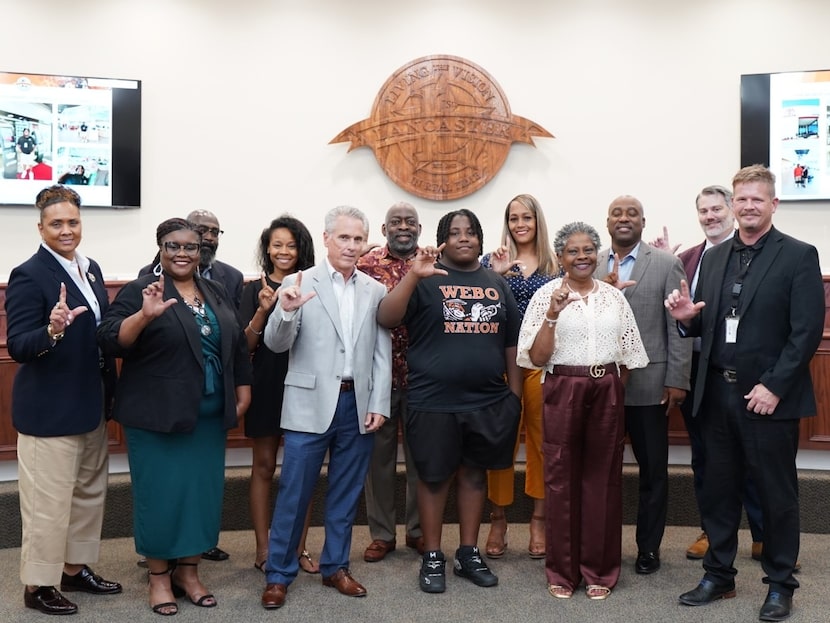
[149,218,200,272]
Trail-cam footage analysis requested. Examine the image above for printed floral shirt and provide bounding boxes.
[357,245,416,390]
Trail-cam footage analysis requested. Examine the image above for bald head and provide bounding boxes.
[382,201,421,259]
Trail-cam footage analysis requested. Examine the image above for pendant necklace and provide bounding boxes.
[183,293,212,336]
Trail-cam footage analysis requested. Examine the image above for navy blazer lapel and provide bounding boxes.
[36,246,88,310]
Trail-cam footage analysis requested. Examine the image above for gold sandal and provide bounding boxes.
[586,585,611,600]
[298,550,319,574]
[485,513,508,559]
[528,514,545,559]
[548,584,573,599]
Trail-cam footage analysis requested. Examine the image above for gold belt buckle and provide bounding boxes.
[589,364,606,379]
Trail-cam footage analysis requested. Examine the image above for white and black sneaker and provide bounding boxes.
[419,550,446,593]
[454,546,498,587]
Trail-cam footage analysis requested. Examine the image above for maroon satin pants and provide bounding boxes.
[541,370,625,590]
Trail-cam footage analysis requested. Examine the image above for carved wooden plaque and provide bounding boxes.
[331,55,553,201]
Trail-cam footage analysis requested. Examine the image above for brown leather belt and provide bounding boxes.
[712,368,738,384]
[551,363,618,379]
[340,379,355,392]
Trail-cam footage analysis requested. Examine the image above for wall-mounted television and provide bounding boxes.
[0,70,141,209]
[741,69,830,201]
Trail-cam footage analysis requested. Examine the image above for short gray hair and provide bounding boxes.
[324,205,369,236]
[696,185,732,209]
[553,221,602,256]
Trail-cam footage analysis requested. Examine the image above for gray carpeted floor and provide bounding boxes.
[2,524,829,623]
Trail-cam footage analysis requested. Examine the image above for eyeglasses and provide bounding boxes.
[162,241,201,256]
[193,225,224,237]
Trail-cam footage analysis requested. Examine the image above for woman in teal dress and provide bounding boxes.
[98,218,251,615]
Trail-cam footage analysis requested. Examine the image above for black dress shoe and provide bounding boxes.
[202,546,229,561]
[24,586,78,615]
[635,551,661,574]
[759,591,792,621]
[678,579,737,606]
[60,566,122,595]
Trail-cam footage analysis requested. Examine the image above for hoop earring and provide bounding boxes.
[152,263,162,277]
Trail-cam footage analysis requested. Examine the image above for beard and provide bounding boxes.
[387,235,418,258]
[200,242,217,268]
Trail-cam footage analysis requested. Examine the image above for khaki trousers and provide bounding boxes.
[18,418,109,586]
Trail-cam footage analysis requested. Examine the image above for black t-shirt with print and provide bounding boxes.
[403,263,520,412]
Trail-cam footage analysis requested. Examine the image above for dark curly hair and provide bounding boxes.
[436,208,484,251]
[256,216,315,274]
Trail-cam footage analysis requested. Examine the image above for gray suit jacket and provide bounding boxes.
[595,242,692,405]
[263,264,392,434]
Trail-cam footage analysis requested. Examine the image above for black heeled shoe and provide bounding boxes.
[148,569,178,616]
[170,562,216,608]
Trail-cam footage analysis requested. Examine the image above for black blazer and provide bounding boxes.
[138,259,244,309]
[97,273,252,433]
[683,227,824,420]
[5,246,115,436]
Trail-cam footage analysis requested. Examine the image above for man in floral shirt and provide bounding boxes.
[358,201,424,562]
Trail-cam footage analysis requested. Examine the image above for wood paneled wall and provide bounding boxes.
[2,279,830,461]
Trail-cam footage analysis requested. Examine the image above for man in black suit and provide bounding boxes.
[186,209,244,309]
[666,165,824,622]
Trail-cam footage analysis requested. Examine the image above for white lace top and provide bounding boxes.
[517,278,649,374]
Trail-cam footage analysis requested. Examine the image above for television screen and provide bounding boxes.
[741,69,830,201]
[0,70,141,208]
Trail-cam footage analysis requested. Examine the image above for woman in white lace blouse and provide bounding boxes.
[517,221,648,601]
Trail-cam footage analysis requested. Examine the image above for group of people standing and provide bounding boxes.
[6,163,823,623]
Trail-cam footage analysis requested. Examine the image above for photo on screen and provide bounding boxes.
[0,71,140,208]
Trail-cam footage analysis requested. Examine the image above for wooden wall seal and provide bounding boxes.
[331,55,553,201]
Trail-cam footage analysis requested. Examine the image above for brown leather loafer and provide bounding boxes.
[61,565,122,594]
[24,586,78,615]
[322,568,367,597]
[405,534,426,555]
[686,533,709,560]
[364,539,396,562]
[261,583,287,609]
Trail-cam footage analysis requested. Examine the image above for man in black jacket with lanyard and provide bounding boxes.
[666,165,824,622]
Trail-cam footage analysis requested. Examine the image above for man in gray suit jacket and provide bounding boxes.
[594,195,692,575]
[260,206,392,610]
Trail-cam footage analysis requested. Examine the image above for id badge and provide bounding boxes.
[725,316,739,343]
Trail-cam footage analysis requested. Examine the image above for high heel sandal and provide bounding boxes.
[170,562,216,608]
[485,512,508,559]
[528,514,546,559]
[148,569,178,616]
[254,550,268,574]
[298,550,320,574]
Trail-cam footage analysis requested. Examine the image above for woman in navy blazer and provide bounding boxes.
[6,185,121,615]
[98,218,251,615]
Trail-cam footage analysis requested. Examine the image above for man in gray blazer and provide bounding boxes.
[594,195,692,575]
[260,206,392,610]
